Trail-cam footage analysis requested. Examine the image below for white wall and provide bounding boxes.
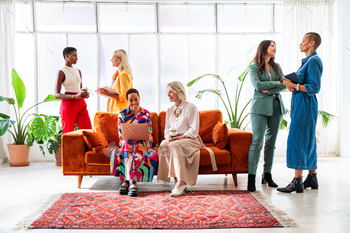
[338,0,350,157]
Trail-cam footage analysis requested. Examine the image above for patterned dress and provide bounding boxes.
[110,107,158,182]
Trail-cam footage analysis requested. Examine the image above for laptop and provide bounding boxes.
[121,123,149,141]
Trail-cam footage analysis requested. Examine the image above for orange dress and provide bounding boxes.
[107,70,133,113]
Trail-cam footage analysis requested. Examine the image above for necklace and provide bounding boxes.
[173,108,182,117]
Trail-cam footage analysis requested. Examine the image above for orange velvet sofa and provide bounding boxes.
[62,110,252,188]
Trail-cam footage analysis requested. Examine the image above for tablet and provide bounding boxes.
[121,123,149,141]
[285,72,301,84]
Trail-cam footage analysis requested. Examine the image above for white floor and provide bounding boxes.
[1,156,350,233]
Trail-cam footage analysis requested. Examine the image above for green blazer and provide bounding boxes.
[249,63,286,116]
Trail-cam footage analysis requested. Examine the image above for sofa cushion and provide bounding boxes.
[212,121,228,149]
[199,145,231,166]
[82,128,109,153]
[198,110,223,143]
[85,144,230,167]
[85,146,117,165]
[158,110,223,143]
[94,112,120,145]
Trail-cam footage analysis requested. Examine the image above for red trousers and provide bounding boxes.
[60,98,92,134]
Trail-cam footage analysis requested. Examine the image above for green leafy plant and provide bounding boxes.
[27,115,62,156]
[0,69,60,145]
[280,108,337,143]
[187,61,253,129]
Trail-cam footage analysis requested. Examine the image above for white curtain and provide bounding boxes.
[283,0,339,156]
[0,0,15,164]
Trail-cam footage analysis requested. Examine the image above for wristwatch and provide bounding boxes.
[296,84,300,91]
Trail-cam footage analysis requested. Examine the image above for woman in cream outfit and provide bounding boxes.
[157,81,214,197]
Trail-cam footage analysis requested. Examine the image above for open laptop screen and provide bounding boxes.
[120,123,149,141]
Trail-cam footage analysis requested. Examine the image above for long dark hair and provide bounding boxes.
[253,40,281,77]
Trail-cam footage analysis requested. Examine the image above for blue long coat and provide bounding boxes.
[287,52,323,170]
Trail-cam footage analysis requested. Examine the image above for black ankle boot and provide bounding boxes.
[247,174,256,192]
[304,173,318,189]
[277,177,304,193]
[261,173,278,187]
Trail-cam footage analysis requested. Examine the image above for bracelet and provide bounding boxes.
[296,84,300,91]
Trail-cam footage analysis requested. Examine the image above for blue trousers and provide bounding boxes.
[248,99,283,175]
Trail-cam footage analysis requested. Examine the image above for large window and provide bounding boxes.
[14,2,284,124]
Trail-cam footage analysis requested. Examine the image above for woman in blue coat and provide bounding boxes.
[278,32,323,193]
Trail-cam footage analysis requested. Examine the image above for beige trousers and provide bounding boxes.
[157,137,203,186]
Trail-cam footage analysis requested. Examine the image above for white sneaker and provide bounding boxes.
[170,185,187,197]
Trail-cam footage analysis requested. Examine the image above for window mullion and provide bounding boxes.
[156,3,160,113]
[96,2,100,113]
[214,3,218,110]
[33,1,38,113]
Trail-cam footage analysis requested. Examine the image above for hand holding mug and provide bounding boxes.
[80,88,89,98]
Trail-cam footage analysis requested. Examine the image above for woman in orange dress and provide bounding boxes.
[97,49,133,113]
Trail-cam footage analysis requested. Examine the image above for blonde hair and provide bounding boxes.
[167,81,187,101]
[114,49,133,79]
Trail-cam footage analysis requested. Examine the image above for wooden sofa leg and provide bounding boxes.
[78,175,83,188]
[232,173,238,187]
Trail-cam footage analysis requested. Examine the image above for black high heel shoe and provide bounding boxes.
[261,173,278,187]
[119,180,129,195]
[128,181,138,197]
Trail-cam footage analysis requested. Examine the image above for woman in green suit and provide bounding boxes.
[247,40,286,192]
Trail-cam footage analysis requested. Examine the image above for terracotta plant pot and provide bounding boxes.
[7,144,30,166]
[55,147,62,166]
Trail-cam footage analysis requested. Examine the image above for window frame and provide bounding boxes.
[14,1,283,114]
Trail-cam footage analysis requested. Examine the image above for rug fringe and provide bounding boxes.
[251,191,299,228]
[12,193,62,231]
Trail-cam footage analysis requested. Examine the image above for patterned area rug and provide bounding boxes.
[30,190,283,229]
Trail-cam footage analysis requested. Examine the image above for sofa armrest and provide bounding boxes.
[62,130,90,174]
[227,128,252,173]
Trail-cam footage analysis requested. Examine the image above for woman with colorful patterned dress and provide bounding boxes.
[96,49,133,113]
[110,88,158,197]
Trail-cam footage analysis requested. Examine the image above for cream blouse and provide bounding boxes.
[164,101,199,139]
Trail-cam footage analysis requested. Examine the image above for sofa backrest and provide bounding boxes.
[94,112,120,146]
[93,111,159,147]
[198,110,223,143]
[158,110,223,143]
[94,109,222,147]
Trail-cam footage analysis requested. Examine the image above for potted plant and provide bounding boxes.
[187,61,253,129]
[0,69,60,166]
[27,114,63,165]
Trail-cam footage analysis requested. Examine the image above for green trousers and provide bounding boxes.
[248,99,283,175]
